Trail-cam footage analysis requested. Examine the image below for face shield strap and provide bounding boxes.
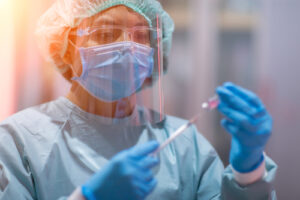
[67,39,82,80]
[155,14,163,122]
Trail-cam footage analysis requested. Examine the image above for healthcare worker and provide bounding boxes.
[0,0,277,199]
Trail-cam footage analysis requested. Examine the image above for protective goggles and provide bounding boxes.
[67,14,165,126]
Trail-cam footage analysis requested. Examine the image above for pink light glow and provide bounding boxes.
[208,97,219,109]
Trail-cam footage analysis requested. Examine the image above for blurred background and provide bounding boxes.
[0,0,299,198]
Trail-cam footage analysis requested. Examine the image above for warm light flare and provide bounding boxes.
[0,0,16,120]
[0,0,8,5]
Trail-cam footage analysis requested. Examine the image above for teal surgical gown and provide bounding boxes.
[0,97,277,199]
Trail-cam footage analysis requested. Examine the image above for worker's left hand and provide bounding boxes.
[216,82,272,173]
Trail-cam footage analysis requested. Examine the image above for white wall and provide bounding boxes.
[258,0,300,199]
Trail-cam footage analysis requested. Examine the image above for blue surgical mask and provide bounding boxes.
[73,41,154,102]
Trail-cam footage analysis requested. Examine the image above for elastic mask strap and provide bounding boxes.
[67,39,82,80]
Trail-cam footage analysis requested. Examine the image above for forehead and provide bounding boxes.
[78,5,149,28]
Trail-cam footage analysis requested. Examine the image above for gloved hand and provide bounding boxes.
[81,141,160,200]
[216,82,272,173]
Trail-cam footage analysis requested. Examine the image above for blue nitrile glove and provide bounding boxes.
[216,82,272,173]
[81,141,159,200]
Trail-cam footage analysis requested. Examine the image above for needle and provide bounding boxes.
[151,113,201,155]
[151,95,220,156]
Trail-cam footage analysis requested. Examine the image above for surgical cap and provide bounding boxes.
[36,0,175,81]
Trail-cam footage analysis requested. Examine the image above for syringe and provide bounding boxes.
[151,95,220,156]
[201,95,220,110]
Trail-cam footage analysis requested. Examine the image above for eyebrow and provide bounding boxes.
[93,15,148,27]
[134,22,149,27]
[93,16,118,26]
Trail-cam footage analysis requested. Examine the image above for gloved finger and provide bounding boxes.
[133,168,154,182]
[218,103,253,129]
[145,178,158,195]
[136,178,158,197]
[132,178,157,199]
[248,111,271,126]
[137,156,159,170]
[129,141,159,158]
[254,116,273,136]
[135,190,146,200]
[216,86,257,116]
[131,183,146,200]
[251,107,267,119]
[222,112,272,136]
[223,82,265,109]
[222,114,272,140]
[221,119,239,137]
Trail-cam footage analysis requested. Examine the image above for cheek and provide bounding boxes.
[71,52,83,77]
[70,37,89,77]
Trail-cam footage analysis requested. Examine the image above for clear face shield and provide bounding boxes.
[67,6,164,126]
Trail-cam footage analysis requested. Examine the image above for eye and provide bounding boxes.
[91,29,122,44]
[94,30,113,40]
[133,30,150,44]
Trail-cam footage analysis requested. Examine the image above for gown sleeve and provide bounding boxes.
[220,156,277,200]
[192,125,278,200]
[0,120,36,199]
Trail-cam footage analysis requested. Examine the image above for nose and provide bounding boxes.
[115,30,133,43]
[124,31,134,42]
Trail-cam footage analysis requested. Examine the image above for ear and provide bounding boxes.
[62,38,83,78]
[62,41,74,66]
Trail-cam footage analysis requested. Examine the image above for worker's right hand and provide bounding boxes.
[81,141,160,200]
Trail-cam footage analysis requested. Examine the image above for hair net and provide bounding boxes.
[36,0,174,81]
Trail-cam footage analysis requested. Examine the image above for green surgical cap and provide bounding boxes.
[36,0,174,81]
